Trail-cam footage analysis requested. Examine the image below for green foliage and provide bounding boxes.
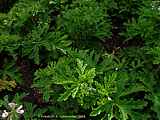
[146,47,160,64]
[22,21,71,64]
[0,34,21,54]
[56,58,96,102]
[0,59,22,83]
[33,52,97,103]
[0,59,21,92]
[33,49,151,119]
[125,0,160,46]
[152,94,160,119]
[0,0,160,120]
[59,0,111,44]
[90,71,148,120]
[7,0,48,33]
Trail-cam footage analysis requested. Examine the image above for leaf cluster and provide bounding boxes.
[0,0,160,120]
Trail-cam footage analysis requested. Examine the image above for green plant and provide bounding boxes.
[59,0,111,47]
[0,97,24,120]
[1,0,160,119]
